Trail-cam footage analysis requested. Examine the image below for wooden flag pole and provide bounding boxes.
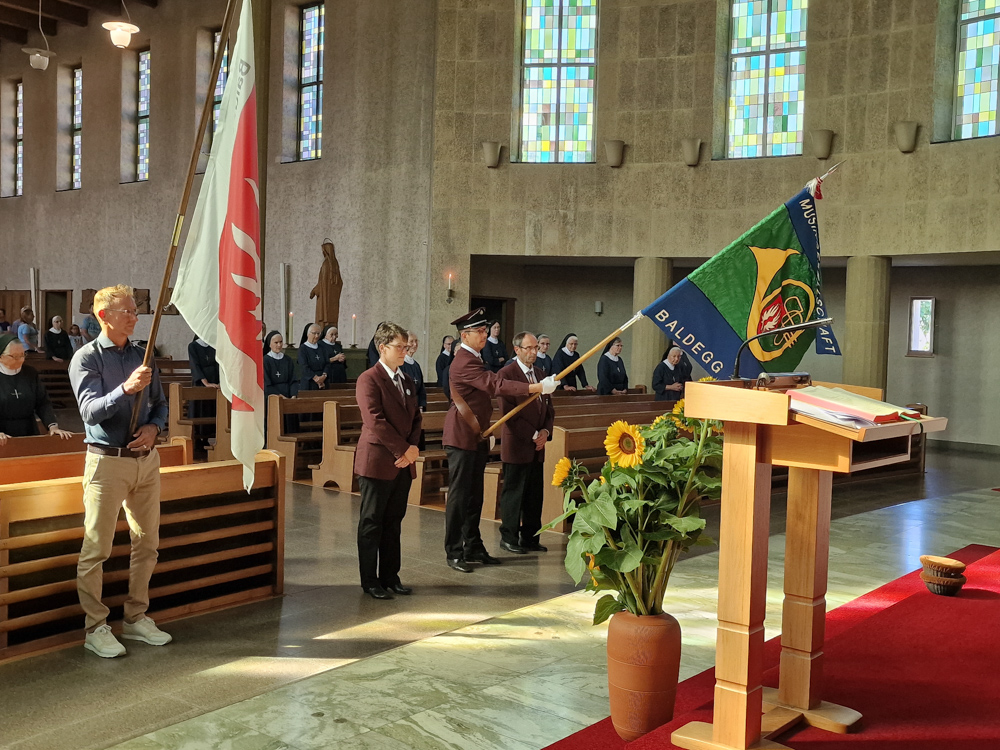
[481,311,645,439]
[127,0,244,437]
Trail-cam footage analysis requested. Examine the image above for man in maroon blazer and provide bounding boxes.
[354,322,422,599]
[496,332,555,554]
[443,309,559,572]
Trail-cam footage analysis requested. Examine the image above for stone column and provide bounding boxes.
[842,256,890,390]
[630,257,673,390]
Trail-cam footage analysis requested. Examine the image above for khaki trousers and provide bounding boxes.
[77,449,161,632]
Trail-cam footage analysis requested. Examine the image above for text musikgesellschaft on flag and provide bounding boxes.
[642,188,841,379]
[171,0,263,490]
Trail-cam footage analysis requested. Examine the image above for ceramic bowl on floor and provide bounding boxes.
[919,555,966,579]
[920,570,967,596]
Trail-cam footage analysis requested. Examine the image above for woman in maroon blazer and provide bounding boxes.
[354,322,422,600]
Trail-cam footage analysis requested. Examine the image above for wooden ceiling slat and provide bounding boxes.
[0,20,29,43]
[0,0,87,26]
[0,6,59,35]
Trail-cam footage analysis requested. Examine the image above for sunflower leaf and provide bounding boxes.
[564,533,590,583]
[593,594,626,625]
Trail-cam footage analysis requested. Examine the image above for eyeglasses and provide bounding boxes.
[1,352,26,361]
[517,345,539,352]
[383,343,409,351]
[105,308,138,318]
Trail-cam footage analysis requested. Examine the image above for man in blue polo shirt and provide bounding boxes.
[69,284,170,658]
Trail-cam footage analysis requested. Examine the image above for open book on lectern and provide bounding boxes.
[787,385,921,428]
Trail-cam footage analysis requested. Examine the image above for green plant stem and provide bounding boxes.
[603,527,649,616]
[645,420,711,613]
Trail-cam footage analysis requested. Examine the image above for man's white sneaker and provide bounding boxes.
[121,617,172,646]
[84,625,126,658]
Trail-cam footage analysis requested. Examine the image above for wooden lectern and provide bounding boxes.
[672,380,948,750]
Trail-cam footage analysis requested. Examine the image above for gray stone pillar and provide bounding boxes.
[843,256,891,390]
[630,257,673,390]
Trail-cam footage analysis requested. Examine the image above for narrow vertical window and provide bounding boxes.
[727,1,807,158]
[72,67,82,189]
[16,81,24,196]
[955,1,999,140]
[298,3,324,161]
[137,49,150,181]
[213,31,230,137]
[518,0,598,163]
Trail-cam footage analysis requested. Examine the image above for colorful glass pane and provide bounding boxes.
[731,0,768,54]
[962,0,999,20]
[769,0,807,50]
[73,67,82,189]
[766,50,806,154]
[955,15,999,139]
[728,0,806,157]
[138,50,150,181]
[558,66,595,162]
[213,31,230,137]
[299,3,324,160]
[524,0,561,64]
[16,81,23,196]
[520,0,598,162]
[728,55,766,157]
[561,0,597,64]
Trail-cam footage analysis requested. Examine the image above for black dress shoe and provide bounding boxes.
[447,558,473,573]
[521,542,548,552]
[499,540,527,554]
[466,551,502,565]
[364,586,394,600]
[385,583,412,595]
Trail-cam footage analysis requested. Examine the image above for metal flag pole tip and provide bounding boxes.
[806,160,845,199]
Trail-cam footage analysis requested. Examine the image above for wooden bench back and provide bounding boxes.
[0,450,285,662]
[0,437,193,485]
[0,433,88,459]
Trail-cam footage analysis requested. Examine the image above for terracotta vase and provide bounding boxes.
[607,610,682,741]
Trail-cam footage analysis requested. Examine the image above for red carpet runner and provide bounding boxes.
[546,544,1000,750]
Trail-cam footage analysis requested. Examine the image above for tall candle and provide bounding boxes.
[448,273,453,290]
[352,314,357,346]
[288,311,294,342]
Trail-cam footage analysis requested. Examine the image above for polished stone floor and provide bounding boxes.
[1,447,997,750]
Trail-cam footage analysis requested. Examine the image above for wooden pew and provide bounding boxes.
[0,450,285,663]
[167,383,218,448]
[29,359,74,409]
[0,433,87,459]
[0,437,193,485]
[267,393,348,481]
[541,425,609,532]
[207,390,234,462]
[156,358,191,388]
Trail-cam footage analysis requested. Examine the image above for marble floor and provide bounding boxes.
[2,447,998,750]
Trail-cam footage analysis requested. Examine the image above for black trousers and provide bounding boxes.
[499,460,544,546]
[357,470,412,590]
[444,443,489,560]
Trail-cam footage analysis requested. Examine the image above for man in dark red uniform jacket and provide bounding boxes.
[354,322,422,599]
[443,309,559,572]
[496,332,555,554]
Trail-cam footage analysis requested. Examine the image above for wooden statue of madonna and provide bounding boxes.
[310,239,344,328]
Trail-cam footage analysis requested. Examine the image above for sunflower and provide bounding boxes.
[552,456,572,487]
[605,421,645,468]
[669,399,686,428]
[698,376,716,382]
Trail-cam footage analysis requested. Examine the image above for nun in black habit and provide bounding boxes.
[298,322,328,391]
[550,333,594,391]
[0,333,72,443]
[263,330,298,433]
[597,337,629,395]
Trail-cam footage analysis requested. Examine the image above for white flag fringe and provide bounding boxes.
[172,0,263,491]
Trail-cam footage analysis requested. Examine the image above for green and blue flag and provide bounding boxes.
[642,188,840,378]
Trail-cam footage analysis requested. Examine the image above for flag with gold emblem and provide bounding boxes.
[642,188,840,378]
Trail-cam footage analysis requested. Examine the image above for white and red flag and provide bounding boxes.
[173,0,263,490]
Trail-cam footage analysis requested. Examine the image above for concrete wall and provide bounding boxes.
[887,266,1000,448]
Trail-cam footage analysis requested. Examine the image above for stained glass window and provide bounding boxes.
[519,0,598,163]
[72,67,82,190]
[138,50,150,181]
[299,3,324,161]
[16,81,23,197]
[728,0,807,158]
[213,31,230,138]
[955,1,999,139]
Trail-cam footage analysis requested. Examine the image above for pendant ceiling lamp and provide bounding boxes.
[102,0,139,48]
[22,0,56,70]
